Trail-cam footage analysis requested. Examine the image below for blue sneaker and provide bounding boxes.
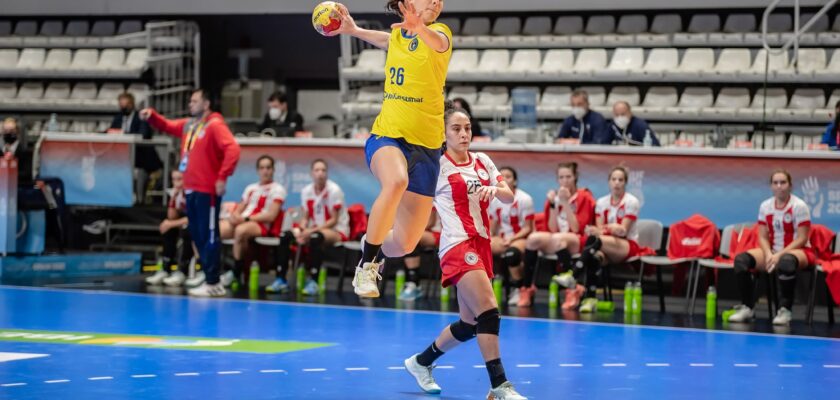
[301,279,319,296]
[398,282,423,301]
[266,277,289,293]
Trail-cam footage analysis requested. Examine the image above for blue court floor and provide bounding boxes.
[1,285,839,399]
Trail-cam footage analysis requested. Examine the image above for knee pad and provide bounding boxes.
[733,252,756,274]
[308,231,325,248]
[449,319,477,342]
[502,248,522,267]
[474,308,501,336]
[777,254,799,277]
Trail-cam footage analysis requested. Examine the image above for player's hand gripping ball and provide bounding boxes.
[312,1,342,36]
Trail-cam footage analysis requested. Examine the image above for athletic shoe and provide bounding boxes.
[353,261,383,298]
[772,307,793,326]
[301,279,319,296]
[399,282,423,301]
[517,285,536,307]
[487,381,527,400]
[728,305,755,323]
[507,288,521,306]
[185,271,206,288]
[404,354,442,394]
[579,297,598,313]
[145,270,168,285]
[562,284,585,310]
[552,270,576,289]
[188,282,226,297]
[219,270,236,287]
[265,277,289,293]
[163,270,186,287]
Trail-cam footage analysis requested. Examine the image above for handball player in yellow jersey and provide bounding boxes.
[328,0,452,297]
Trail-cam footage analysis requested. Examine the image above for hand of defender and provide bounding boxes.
[327,3,358,36]
[139,108,153,120]
[477,185,498,203]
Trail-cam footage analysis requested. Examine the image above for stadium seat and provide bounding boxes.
[342,85,382,116]
[41,49,72,71]
[776,48,825,81]
[474,49,510,78]
[537,49,574,79]
[91,83,125,110]
[595,86,640,115]
[0,49,19,75]
[813,89,840,121]
[709,48,751,80]
[120,48,148,75]
[42,82,71,106]
[673,14,721,46]
[16,48,46,71]
[115,20,146,47]
[343,49,385,80]
[744,13,791,46]
[508,16,551,47]
[455,17,490,47]
[0,82,17,106]
[15,82,45,107]
[570,15,615,47]
[818,16,840,45]
[117,20,144,35]
[538,16,583,47]
[14,20,38,36]
[448,49,479,80]
[448,86,478,106]
[472,86,510,118]
[636,14,681,46]
[578,86,606,109]
[666,48,714,80]
[813,49,840,81]
[602,15,647,46]
[68,49,100,76]
[90,20,116,37]
[480,17,520,47]
[597,47,644,78]
[641,48,678,78]
[537,86,572,118]
[0,21,16,47]
[776,88,825,121]
[572,48,607,77]
[788,131,825,150]
[63,82,99,108]
[438,18,460,35]
[737,88,788,119]
[708,14,756,46]
[743,49,790,79]
[128,83,150,106]
[657,131,679,147]
[635,86,679,119]
[501,49,541,80]
[65,20,90,37]
[665,87,713,117]
[786,13,828,46]
[96,48,126,71]
[700,87,751,118]
[43,20,76,46]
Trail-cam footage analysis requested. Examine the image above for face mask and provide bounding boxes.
[121,107,133,116]
[3,134,17,144]
[571,107,587,120]
[268,107,282,120]
[614,116,630,130]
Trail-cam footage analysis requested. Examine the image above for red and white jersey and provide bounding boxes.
[428,207,442,233]
[758,195,811,253]
[435,152,504,257]
[551,188,596,234]
[595,192,641,241]
[301,180,350,237]
[241,181,287,232]
[489,189,534,239]
[167,188,186,214]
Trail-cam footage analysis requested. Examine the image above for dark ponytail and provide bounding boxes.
[385,0,404,16]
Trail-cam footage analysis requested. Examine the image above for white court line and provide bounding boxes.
[1,383,27,387]
[387,366,405,370]
[690,363,714,367]
[735,364,758,368]
[473,365,485,369]
[646,363,670,367]
[559,363,583,367]
[260,370,287,373]
[217,371,241,375]
[131,375,156,378]
[303,368,326,372]
[175,372,199,376]
[436,365,454,369]
[824,365,840,368]
[779,364,802,368]
[88,376,113,381]
[603,363,626,367]
[345,368,369,371]
[516,364,540,368]
[45,379,70,384]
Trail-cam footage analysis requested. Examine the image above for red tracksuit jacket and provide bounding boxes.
[148,110,240,195]
[667,214,720,259]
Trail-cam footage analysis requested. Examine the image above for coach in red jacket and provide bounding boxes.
[140,88,241,297]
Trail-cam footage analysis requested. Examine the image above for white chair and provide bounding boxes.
[635,87,678,119]
[743,49,790,79]
[509,16,551,48]
[737,88,788,119]
[673,14,720,46]
[818,16,840,46]
[578,86,606,109]
[128,83,150,106]
[538,16,583,48]
[814,49,840,81]
[781,13,826,46]
[641,48,678,79]
[438,18,460,35]
[42,82,71,106]
[17,21,45,46]
[603,15,647,46]
[448,86,478,106]
[343,85,382,116]
[0,21,17,47]
[700,88,751,118]
[480,17,520,48]
[537,49,574,79]
[0,82,17,105]
[657,131,679,147]
[665,87,713,117]
[61,82,99,108]
[637,14,681,46]
[15,82,45,107]
[570,16,615,47]
[501,49,540,80]
[776,88,825,121]
[90,83,125,110]
[708,48,751,80]
[16,48,46,71]
[41,20,73,46]
[0,49,19,75]
[117,20,144,35]
[454,17,490,47]
[537,86,572,118]
[777,48,825,81]
[572,49,607,77]
[666,48,714,80]
[343,49,385,80]
[744,13,791,46]
[788,131,825,150]
[447,50,479,80]
[597,47,644,79]
[813,89,840,121]
[708,14,756,46]
[596,86,640,115]
[68,49,100,76]
[119,48,147,75]
[474,49,510,78]
[96,49,126,71]
[472,86,510,118]
[41,49,73,71]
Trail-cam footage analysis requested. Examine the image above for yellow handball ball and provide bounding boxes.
[312,1,342,36]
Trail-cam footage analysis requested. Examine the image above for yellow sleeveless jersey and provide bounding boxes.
[370,22,452,149]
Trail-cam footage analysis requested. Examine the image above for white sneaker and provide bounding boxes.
[404,354,442,394]
[188,282,226,297]
[772,307,793,326]
[353,261,383,298]
[507,288,521,306]
[488,381,527,400]
[728,305,755,323]
[185,271,206,288]
[219,270,236,287]
[163,271,186,287]
[145,270,168,285]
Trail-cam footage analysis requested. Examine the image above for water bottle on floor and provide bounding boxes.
[318,267,327,293]
[395,269,406,298]
[548,280,559,308]
[706,286,717,320]
[249,261,260,289]
[296,266,306,291]
[624,281,633,313]
[493,277,504,306]
[632,282,643,315]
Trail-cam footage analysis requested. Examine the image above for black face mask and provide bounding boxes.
[3,134,17,144]
[121,107,133,116]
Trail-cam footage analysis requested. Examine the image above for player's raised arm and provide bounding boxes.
[327,3,391,50]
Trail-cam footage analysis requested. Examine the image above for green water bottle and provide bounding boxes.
[624,281,633,313]
[441,286,450,304]
[296,266,306,291]
[706,286,717,320]
[318,267,327,293]
[597,301,615,312]
[249,261,260,289]
[493,278,504,306]
[548,280,559,308]
[632,282,642,315]
[395,269,406,298]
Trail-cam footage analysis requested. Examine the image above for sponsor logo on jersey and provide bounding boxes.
[465,252,479,265]
[477,168,490,181]
[409,38,419,52]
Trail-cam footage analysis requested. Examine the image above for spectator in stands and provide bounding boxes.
[399,209,441,301]
[451,97,484,138]
[146,170,194,287]
[728,169,814,326]
[296,159,350,296]
[489,167,535,307]
[258,91,304,137]
[3,117,33,183]
[609,101,660,146]
[556,90,611,145]
[218,155,287,289]
[820,100,840,149]
[576,166,644,313]
[110,92,162,204]
[140,88,241,297]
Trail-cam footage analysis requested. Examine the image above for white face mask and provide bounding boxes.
[614,115,630,130]
[571,107,587,120]
[268,107,282,120]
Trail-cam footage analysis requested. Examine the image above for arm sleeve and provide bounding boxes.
[213,122,241,182]
[147,110,188,138]
[624,197,641,220]
[330,186,346,210]
[479,153,503,184]
[757,204,768,224]
[272,185,287,204]
[521,196,535,221]
[576,194,596,229]
[795,202,812,227]
[557,119,572,139]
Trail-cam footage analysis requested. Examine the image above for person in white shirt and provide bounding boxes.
[728,169,815,326]
[403,106,526,400]
[296,159,350,296]
[219,155,287,287]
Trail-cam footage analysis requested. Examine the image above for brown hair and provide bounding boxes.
[311,158,328,170]
[386,0,405,16]
[769,168,792,185]
[557,162,579,184]
[256,155,275,169]
[609,166,629,182]
[444,107,470,125]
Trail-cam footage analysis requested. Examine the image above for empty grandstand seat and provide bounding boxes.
[96,48,126,71]
[64,83,99,107]
[68,49,100,75]
[818,16,840,45]
[570,16,615,47]
[578,86,606,109]
[341,86,381,116]
[16,48,46,71]
[65,21,90,37]
[90,20,116,36]
[673,14,721,46]
[788,131,824,150]
[117,20,144,35]
[500,49,540,80]
[120,49,148,75]
[635,87,679,119]
[743,49,790,79]
[709,48,751,80]
[0,82,17,105]
[700,88,751,118]
[636,14,682,46]
[538,16,583,48]
[813,89,840,121]
[737,88,788,119]
[0,21,17,47]
[41,49,72,71]
[41,20,75,46]
[813,49,840,81]
[0,49,18,75]
[666,48,714,80]
[572,48,607,77]
[595,86,640,115]
[91,83,125,109]
[472,86,510,118]
[776,48,825,81]
[602,15,647,46]
[114,20,146,47]
[474,49,510,77]
[455,17,490,47]
[744,13,791,46]
[448,49,479,80]
[776,88,825,121]
[597,47,644,78]
[708,14,756,46]
[538,49,574,79]
[509,16,551,47]
[657,131,679,147]
[343,49,385,80]
[786,13,828,45]
[127,83,151,106]
[537,86,573,118]
[665,87,713,117]
[448,86,478,106]
[14,20,39,36]
[42,82,71,106]
[15,82,45,106]
[642,48,678,78]
[438,18,461,35]
[480,17,520,47]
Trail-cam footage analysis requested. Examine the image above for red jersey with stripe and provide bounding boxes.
[435,152,504,257]
[550,188,596,233]
[301,180,350,237]
[595,192,641,241]
[167,188,186,214]
[241,181,287,235]
[758,195,811,253]
[489,189,534,239]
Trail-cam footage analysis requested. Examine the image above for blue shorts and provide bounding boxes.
[365,135,441,197]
